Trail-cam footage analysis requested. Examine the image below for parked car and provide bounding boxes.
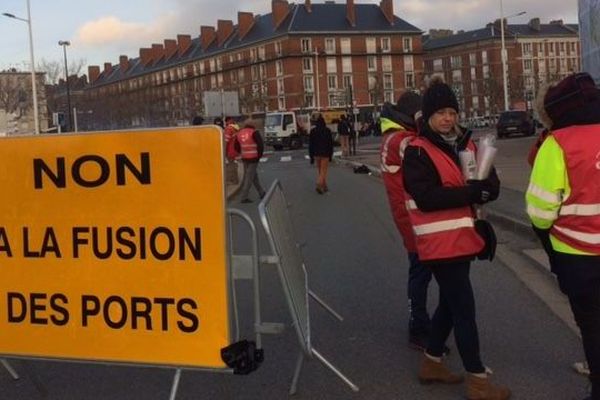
[496,111,535,138]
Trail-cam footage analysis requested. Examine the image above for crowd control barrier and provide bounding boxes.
[258,180,359,394]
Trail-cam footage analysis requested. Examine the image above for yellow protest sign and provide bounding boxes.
[0,126,230,368]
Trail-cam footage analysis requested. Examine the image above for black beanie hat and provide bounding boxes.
[396,91,422,119]
[422,76,459,122]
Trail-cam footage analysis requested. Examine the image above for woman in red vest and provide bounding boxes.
[402,76,508,399]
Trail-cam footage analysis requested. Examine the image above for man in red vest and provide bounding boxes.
[527,72,600,400]
[380,91,449,354]
[235,118,266,203]
[403,76,507,399]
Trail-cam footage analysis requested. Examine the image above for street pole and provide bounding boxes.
[500,0,509,111]
[73,107,78,132]
[3,1,40,134]
[59,40,72,131]
[314,49,321,110]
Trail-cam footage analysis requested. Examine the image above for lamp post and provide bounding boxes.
[58,40,72,131]
[499,1,526,111]
[313,48,321,111]
[2,0,39,134]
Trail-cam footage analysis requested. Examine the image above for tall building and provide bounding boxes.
[82,0,424,130]
[423,18,580,119]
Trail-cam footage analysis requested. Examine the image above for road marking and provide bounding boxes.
[333,151,342,157]
[280,156,292,162]
[260,157,268,163]
[304,155,310,160]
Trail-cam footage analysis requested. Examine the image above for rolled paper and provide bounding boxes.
[459,150,478,180]
[477,146,498,179]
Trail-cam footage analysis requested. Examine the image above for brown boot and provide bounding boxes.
[418,355,463,384]
[465,374,511,399]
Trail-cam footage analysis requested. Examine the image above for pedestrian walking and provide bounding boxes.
[309,114,334,194]
[380,92,450,353]
[235,119,266,203]
[402,76,508,399]
[347,115,357,156]
[526,72,600,400]
[337,114,350,157]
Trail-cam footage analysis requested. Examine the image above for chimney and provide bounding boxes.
[103,62,113,75]
[151,44,164,63]
[238,12,255,40]
[139,48,153,66]
[272,0,290,29]
[346,0,356,27]
[379,0,394,25]
[119,55,129,72]
[305,0,312,13]
[217,20,234,46]
[177,34,192,55]
[201,26,216,50]
[528,18,541,31]
[550,19,564,25]
[88,65,100,83]
[164,39,177,58]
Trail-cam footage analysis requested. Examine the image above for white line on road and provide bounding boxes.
[280,156,292,162]
[260,157,268,163]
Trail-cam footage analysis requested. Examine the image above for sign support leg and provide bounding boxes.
[308,290,344,321]
[312,348,359,392]
[289,352,304,395]
[168,368,182,400]
[0,359,19,380]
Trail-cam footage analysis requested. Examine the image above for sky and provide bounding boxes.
[0,0,579,75]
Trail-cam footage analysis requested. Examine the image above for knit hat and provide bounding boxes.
[540,72,600,129]
[422,75,459,122]
[396,91,422,120]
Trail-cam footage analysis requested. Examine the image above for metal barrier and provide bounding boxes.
[258,180,359,394]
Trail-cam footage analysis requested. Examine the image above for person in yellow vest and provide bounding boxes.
[526,72,600,400]
[403,76,508,399]
[234,118,266,203]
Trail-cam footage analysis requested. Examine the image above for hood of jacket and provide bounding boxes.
[421,121,473,161]
[380,102,417,133]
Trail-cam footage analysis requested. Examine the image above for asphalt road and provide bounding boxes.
[0,144,587,399]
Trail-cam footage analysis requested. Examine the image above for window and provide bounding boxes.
[472,96,479,110]
[275,41,282,56]
[469,53,477,65]
[560,42,566,53]
[278,97,285,110]
[571,42,577,54]
[209,59,216,72]
[523,43,532,56]
[304,94,314,108]
[367,56,377,71]
[383,73,393,90]
[405,72,414,88]
[340,38,351,54]
[384,91,394,103]
[276,60,283,76]
[366,37,376,53]
[404,55,414,71]
[327,75,337,90]
[549,42,555,54]
[539,43,545,56]
[326,57,337,73]
[283,114,294,129]
[238,69,245,82]
[382,55,392,72]
[342,57,352,73]
[471,67,476,80]
[277,78,284,94]
[481,50,488,64]
[403,37,412,52]
[483,65,490,78]
[210,75,216,89]
[251,48,257,61]
[259,46,266,60]
[471,81,478,95]
[230,71,237,84]
[259,63,266,79]
[381,37,391,52]
[451,55,462,69]
[301,38,312,53]
[343,74,353,89]
[433,59,443,72]
[325,38,336,54]
[304,75,314,91]
[452,69,462,83]
[251,65,258,80]
[217,73,223,87]
[524,59,533,71]
[303,57,313,72]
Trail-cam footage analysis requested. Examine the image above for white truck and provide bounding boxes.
[263,111,310,150]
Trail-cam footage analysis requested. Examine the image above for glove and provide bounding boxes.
[467,179,495,204]
[475,219,497,261]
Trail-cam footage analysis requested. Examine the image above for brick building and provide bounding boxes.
[82,0,424,130]
[423,18,580,119]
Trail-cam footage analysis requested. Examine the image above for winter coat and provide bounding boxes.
[309,121,334,162]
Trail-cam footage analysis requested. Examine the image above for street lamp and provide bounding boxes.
[2,0,40,134]
[499,0,526,111]
[58,40,72,131]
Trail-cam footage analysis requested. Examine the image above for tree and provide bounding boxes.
[0,74,29,115]
[38,58,86,84]
[482,76,503,114]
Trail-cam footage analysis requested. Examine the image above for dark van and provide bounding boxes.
[496,111,535,138]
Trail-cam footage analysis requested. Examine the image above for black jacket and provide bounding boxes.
[402,123,500,212]
[309,122,334,161]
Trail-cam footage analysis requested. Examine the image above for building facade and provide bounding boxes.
[423,18,580,119]
[0,70,48,135]
[82,0,424,130]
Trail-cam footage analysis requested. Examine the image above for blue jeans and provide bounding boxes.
[408,252,432,337]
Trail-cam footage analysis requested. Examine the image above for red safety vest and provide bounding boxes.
[223,124,238,143]
[381,128,417,252]
[404,137,484,262]
[237,128,259,159]
[550,124,600,254]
